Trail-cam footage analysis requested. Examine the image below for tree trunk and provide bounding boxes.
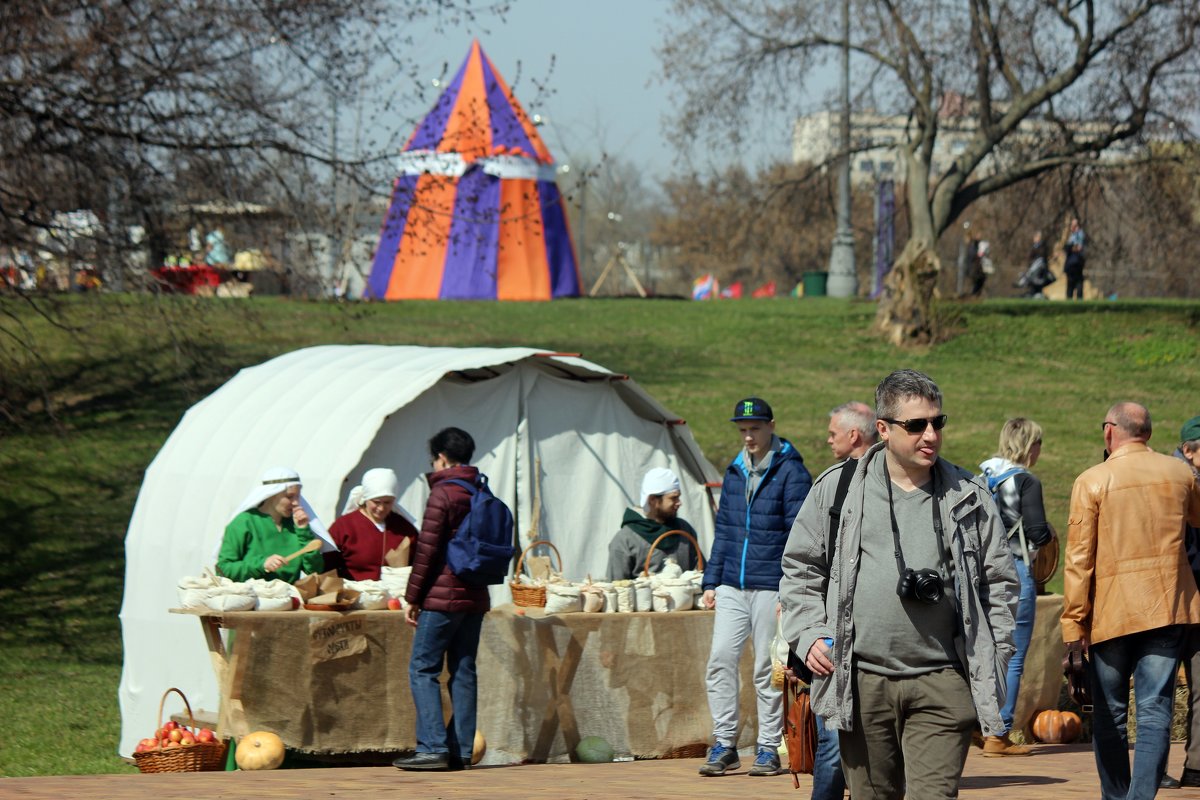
[874,237,941,346]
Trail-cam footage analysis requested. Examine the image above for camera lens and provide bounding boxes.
[912,569,944,604]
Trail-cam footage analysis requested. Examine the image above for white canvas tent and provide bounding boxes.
[117,345,720,757]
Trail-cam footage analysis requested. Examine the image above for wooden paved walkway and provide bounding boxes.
[3,745,1199,798]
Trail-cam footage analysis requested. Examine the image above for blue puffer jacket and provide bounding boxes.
[703,438,812,591]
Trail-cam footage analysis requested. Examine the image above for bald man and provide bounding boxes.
[1062,402,1200,798]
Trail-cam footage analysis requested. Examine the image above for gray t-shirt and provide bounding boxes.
[851,457,961,676]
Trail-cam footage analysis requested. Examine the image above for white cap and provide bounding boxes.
[342,468,400,514]
[640,467,681,507]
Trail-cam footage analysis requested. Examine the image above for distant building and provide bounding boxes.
[793,96,1144,184]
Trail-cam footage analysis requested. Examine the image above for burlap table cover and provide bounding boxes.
[199,605,759,762]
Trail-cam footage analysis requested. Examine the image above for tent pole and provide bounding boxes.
[588,255,618,296]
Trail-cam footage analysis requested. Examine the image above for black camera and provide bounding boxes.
[896,567,944,604]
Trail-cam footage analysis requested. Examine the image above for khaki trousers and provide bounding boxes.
[838,667,976,800]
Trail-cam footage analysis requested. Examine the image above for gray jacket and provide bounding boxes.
[780,443,1018,736]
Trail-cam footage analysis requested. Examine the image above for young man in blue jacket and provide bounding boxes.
[700,397,813,776]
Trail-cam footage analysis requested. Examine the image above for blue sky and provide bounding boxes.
[390,0,799,177]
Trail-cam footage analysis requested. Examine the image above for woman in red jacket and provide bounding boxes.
[325,468,417,580]
[394,427,489,772]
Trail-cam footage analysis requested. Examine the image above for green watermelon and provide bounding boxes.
[575,735,615,763]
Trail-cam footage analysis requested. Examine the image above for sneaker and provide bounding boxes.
[747,745,783,776]
[698,743,740,776]
[982,733,1033,757]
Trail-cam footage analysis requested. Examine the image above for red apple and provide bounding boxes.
[180,732,196,746]
[387,597,401,611]
[163,721,178,732]
[196,728,216,744]
[168,729,184,743]
[291,596,300,609]
[154,727,166,741]
[164,740,181,749]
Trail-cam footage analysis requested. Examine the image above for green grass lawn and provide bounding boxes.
[1,294,1198,776]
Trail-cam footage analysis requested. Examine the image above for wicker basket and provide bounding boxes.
[510,540,562,608]
[132,687,227,774]
[641,529,705,577]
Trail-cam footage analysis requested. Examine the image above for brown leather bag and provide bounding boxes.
[783,673,818,786]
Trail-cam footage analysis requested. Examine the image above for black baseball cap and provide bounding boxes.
[731,397,773,422]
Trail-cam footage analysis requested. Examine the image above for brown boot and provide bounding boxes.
[982,733,1033,757]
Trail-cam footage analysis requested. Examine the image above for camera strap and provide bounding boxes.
[884,460,950,580]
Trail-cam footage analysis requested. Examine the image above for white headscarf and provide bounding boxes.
[640,467,681,507]
[222,466,337,554]
[342,468,399,514]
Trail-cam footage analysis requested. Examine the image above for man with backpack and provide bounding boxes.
[807,402,879,800]
[395,427,512,772]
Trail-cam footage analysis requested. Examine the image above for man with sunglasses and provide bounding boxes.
[1061,403,1200,798]
[780,369,1018,800]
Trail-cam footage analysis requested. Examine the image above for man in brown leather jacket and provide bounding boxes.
[1062,403,1200,799]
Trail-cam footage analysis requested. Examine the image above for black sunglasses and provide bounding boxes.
[881,414,948,434]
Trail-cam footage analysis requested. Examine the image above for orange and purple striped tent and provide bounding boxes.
[365,41,580,301]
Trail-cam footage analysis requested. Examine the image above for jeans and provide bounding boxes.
[408,609,484,759]
[812,714,846,800]
[1000,556,1036,731]
[1090,625,1184,800]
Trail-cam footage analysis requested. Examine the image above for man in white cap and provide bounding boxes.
[607,467,701,581]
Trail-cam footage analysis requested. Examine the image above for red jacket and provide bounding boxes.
[405,465,491,613]
[325,509,417,581]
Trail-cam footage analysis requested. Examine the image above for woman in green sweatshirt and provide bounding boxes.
[217,467,324,583]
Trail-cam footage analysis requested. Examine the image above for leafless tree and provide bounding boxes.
[660,1,1200,343]
[0,0,504,419]
[651,161,877,294]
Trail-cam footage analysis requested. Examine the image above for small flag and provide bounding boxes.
[692,273,717,301]
[720,281,743,299]
[751,280,777,298]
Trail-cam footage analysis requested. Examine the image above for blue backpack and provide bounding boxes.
[984,466,1027,536]
[444,475,516,586]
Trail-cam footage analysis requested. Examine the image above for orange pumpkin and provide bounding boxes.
[1031,709,1082,743]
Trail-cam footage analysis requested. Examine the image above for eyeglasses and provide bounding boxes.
[1101,421,1116,432]
[881,415,947,434]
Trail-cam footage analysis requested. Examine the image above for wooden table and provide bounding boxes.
[173,605,745,763]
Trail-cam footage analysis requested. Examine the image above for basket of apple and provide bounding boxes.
[132,687,227,773]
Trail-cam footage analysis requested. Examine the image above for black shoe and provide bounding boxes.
[393,752,450,771]
[1182,768,1200,788]
[448,755,473,771]
[1161,773,1182,789]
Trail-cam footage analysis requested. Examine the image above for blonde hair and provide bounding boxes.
[997,418,1043,466]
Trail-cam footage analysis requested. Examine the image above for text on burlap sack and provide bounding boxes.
[309,617,368,662]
